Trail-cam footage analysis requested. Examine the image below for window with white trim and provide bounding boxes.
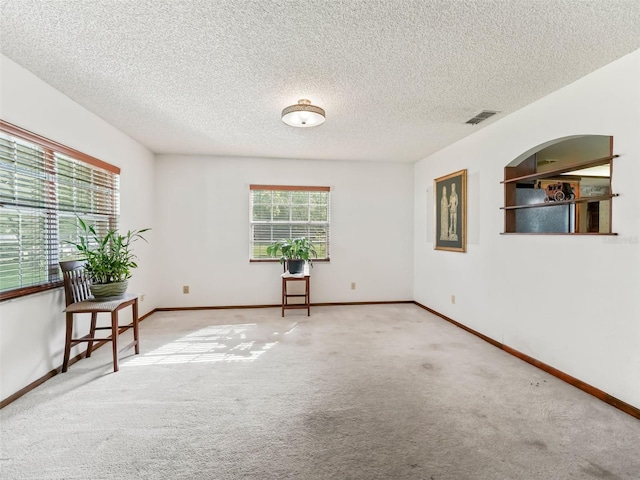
[0,121,119,300]
[250,185,330,260]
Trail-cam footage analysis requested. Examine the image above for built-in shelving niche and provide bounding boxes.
[502,135,618,234]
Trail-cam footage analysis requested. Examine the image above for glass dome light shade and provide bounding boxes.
[281,99,325,128]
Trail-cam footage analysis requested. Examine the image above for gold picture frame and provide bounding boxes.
[434,169,467,252]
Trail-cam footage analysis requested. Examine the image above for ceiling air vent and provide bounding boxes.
[465,110,498,125]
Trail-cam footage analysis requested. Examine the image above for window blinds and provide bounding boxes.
[249,185,330,260]
[0,121,119,299]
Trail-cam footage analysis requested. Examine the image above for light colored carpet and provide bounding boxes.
[1,304,639,480]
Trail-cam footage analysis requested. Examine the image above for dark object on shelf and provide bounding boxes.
[287,259,304,274]
[544,182,575,202]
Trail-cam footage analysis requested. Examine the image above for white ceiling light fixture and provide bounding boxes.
[281,99,325,128]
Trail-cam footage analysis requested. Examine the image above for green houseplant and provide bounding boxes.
[69,218,150,298]
[266,237,317,274]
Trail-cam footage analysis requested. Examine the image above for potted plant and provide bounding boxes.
[68,218,150,299]
[266,237,317,274]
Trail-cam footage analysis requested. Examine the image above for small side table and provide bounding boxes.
[281,263,310,317]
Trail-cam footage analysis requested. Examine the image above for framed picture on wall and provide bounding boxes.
[434,169,467,252]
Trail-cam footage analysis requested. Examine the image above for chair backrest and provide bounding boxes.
[59,260,92,306]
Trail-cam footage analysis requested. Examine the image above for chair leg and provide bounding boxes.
[306,277,310,316]
[86,312,98,358]
[132,298,140,354]
[62,313,73,372]
[111,311,119,372]
[281,278,286,317]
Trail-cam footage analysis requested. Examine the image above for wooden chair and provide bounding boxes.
[59,260,140,372]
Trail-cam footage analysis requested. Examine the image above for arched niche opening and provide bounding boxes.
[502,135,617,234]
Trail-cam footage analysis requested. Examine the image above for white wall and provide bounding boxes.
[154,155,414,307]
[0,55,157,401]
[3,44,637,413]
[414,49,640,409]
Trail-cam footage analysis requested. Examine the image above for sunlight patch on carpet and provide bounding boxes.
[123,322,297,366]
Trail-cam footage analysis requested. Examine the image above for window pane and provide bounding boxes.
[0,138,48,209]
[273,224,291,240]
[273,205,290,221]
[310,192,327,205]
[0,210,22,291]
[291,205,308,222]
[310,205,327,222]
[253,243,270,258]
[309,225,328,243]
[273,191,290,205]
[253,204,272,222]
[252,224,270,239]
[253,190,272,204]
[291,225,308,237]
[0,209,48,291]
[291,191,308,204]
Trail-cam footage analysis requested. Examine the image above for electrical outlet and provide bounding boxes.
[451,294,455,304]
[351,282,356,290]
[140,294,145,302]
[183,285,190,294]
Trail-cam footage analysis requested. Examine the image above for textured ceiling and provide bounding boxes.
[1,0,639,163]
